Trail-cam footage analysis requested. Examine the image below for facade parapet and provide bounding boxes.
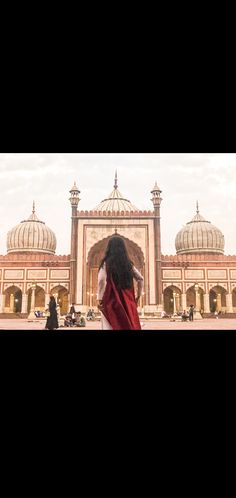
[0,253,70,267]
[77,209,155,217]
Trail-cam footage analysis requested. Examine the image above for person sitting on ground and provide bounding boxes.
[161,310,169,318]
[75,312,86,327]
[86,309,93,320]
[181,310,188,321]
[64,314,73,327]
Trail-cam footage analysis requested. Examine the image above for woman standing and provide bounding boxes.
[97,236,144,330]
[45,295,59,330]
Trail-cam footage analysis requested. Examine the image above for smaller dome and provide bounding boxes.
[175,203,225,255]
[7,202,57,254]
[93,171,139,212]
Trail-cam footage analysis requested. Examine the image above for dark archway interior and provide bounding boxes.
[86,235,145,307]
[51,285,69,315]
[4,285,22,312]
[209,286,226,312]
[186,286,204,311]
[27,285,46,314]
[232,289,236,308]
[163,285,182,314]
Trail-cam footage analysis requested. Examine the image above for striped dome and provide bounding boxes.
[93,171,139,212]
[175,204,224,255]
[7,202,56,254]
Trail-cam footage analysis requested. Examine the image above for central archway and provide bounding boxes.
[85,235,145,308]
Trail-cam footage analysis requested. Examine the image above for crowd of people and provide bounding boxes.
[42,300,89,329]
[161,304,221,321]
[161,305,197,321]
[62,305,97,327]
[63,304,87,327]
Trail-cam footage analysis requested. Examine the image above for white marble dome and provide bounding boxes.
[7,202,57,254]
[175,205,224,255]
[93,171,139,212]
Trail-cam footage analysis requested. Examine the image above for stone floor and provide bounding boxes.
[0,317,235,330]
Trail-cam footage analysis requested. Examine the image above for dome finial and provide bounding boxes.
[196,200,199,214]
[32,200,35,214]
[114,170,118,189]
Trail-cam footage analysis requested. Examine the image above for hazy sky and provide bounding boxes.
[0,153,235,256]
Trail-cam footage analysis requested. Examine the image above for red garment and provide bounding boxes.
[102,274,141,330]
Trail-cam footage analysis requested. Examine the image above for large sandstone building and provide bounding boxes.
[1,174,236,316]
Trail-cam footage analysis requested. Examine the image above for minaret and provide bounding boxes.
[151,182,163,313]
[69,181,80,305]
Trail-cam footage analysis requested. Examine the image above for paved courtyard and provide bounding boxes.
[0,317,235,330]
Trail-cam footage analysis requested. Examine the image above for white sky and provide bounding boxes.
[0,153,235,256]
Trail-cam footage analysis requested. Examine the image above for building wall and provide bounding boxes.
[75,217,157,310]
[0,255,70,314]
[162,258,236,313]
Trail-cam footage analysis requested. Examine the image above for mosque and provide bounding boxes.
[0,173,236,317]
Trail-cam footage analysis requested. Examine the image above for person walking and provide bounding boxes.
[69,303,76,324]
[97,236,144,330]
[69,303,76,315]
[45,295,59,330]
[189,304,194,321]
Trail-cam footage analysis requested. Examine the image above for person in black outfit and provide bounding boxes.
[69,303,76,315]
[69,303,76,325]
[45,296,59,330]
[182,310,188,321]
[189,304,194,321]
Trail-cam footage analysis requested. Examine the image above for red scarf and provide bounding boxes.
[102,274,141,330]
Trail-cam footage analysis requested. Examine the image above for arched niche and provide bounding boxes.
[27,284,46,314]
[50,284,69,315]
[3,285,22,313]
[186,285,204,311]
[163,285,182,314]
[209,285,227,312]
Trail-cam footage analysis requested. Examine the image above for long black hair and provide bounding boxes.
[99,236,134,289]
